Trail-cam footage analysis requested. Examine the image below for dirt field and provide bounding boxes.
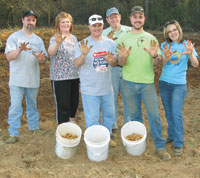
[0,28,200,178]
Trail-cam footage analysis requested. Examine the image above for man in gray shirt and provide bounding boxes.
[5,10,47,144]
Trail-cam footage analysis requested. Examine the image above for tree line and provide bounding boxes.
[0,0,199,31]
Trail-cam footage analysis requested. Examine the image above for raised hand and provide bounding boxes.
[105,52,115,63]
[32,50,46,62]
[54,33,66,44]
[20,42,32,51]
[144,40,158,57]
[117,42,132,59]
[107,31,118,41]
[181,40,195,55]
[79,40,93,56]
[161,43,176,58]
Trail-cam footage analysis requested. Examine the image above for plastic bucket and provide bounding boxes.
[55,122,82,159]
[121,121,147,156]
[84,125,110,162]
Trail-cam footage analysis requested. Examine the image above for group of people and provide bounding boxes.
[4,6,199,161]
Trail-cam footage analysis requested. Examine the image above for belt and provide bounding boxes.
[116,65,122,67]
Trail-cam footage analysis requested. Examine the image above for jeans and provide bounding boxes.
[81,92,115,135]
[111,67,130,129]
[122,80,166,150]
[8,86,39,137]
[159,80,187,148]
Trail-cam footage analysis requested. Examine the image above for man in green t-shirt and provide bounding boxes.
[117,6,171,161]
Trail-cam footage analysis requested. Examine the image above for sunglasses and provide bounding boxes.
[164,20,177,27]
[90,17,103,21]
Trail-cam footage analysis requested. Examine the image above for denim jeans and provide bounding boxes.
[122,80,166,150]
[81,92,115,135]
[159,80,187,148]
[8,86,39,136]
[111,67,130,129]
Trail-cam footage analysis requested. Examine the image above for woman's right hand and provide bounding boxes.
[161,43,176,58]
[54,33,66,44]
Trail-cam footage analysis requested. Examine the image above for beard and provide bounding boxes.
[132,23,143,30]
[25,24,35,32]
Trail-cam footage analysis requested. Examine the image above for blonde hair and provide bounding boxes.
[163,20,183,43]
[55,12,73,33]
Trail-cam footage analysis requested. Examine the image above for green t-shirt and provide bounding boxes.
[117,31,161,83]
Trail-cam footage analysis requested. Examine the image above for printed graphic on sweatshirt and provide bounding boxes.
[92,51,109,72]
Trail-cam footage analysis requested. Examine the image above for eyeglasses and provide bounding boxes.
[168,28,178,34]
[164,20,177,27]
[90,17,103,21]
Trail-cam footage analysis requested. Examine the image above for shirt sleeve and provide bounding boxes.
[49,35,56,47]
[4,34,17,54]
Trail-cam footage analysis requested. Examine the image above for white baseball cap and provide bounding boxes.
[88,14,104,25]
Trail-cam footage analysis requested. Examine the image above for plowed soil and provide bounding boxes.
[0,28,200,178]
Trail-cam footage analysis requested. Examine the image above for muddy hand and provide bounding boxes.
[79,40,93,56]
[107,31,117,41]
[144,40,158,57]
[32,50,46,62]
[117,42,132,59]
[105,52,115,63]
[20,42,32,51]
[181,40,195,55]
[55,33,66,44]
[161,43,176,58]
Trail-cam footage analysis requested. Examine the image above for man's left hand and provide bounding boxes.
[144,40,158,58]
[32,50,46,63]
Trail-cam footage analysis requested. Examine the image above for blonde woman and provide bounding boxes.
[48,12,79,124]
[159,20,199,156]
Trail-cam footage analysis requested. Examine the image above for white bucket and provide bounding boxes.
[84,125,110,162]
[121,121,147,156]
[55,122,82,159]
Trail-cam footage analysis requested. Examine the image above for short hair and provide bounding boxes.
[55,12,73,33]
[163,20,183,43]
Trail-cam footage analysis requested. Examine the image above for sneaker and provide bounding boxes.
[5,136,18,144]
[156,150,171,161]
[174,147,183,156]
[166,138,173,144]
[109,139,117,147]
[30,129,47,135]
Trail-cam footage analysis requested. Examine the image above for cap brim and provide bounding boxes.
[89,21,104,26]
[130,11,144,15]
